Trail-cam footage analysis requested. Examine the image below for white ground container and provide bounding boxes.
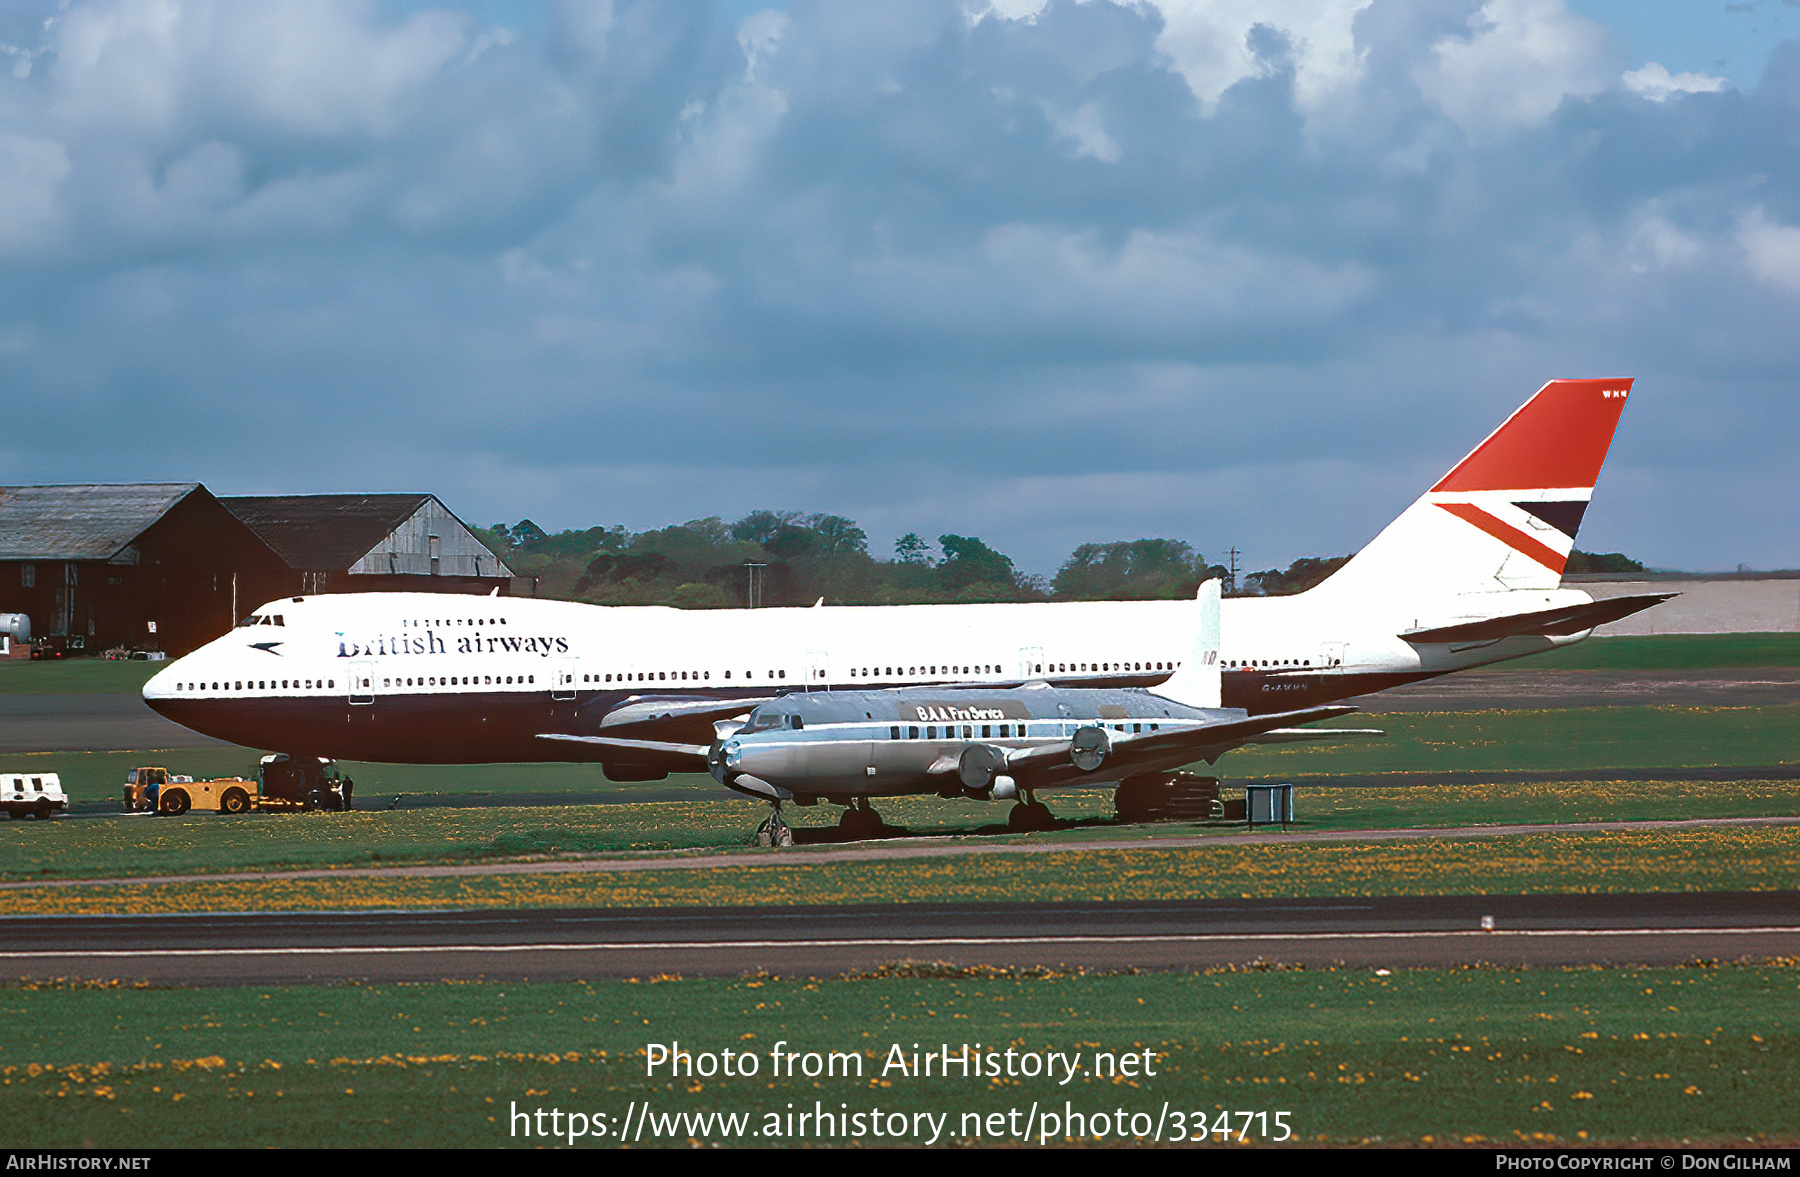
[2,773,66,819]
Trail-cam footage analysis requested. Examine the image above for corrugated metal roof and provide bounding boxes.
[0,484,201,561]
[222,494,437,571]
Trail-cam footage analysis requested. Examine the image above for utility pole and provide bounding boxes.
[744,562,767,609]
[1226,548,1240,595]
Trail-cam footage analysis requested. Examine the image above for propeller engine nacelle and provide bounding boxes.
[957,744,1009,792]
[708,738,734,784]
[1070,724,1111,772]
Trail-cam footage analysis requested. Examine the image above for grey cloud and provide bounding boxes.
[0,0,1796,573]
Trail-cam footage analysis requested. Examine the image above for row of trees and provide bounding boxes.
[474,511,1355,608]
[1564,551,1646,574]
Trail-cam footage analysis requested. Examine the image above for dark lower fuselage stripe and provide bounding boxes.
[147,671,1431,765]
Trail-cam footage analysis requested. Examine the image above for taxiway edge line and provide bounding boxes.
[5,925,1799,960]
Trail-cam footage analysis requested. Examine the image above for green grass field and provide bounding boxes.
[1488,632,1800,671]
[7,822,1799,915]
[0,659,164,695]
[3,699,1795,916]
[1228,705,1800,776]
[2,964,1793,1147]
[6,777,1800,886]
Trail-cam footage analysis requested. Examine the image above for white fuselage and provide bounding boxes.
[141,584,1593,768]
[140,376,1649,774]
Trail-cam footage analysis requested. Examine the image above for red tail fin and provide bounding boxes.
[1313,378,1635,599]
[1433,378,1633,493]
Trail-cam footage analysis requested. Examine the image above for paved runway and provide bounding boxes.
[4,893,1796,984]
[0,693,229,752]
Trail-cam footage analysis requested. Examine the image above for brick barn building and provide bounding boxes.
[0,485,512,656]
[221,494,512,597]
[0,484,289,656]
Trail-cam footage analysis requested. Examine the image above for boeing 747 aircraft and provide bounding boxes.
[143,378,1669,806]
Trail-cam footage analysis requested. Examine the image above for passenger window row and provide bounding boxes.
[177,679,336,691]
[885,721,1161,740]
[582,670,790,683]
[403,618,507,627]
[385,675,531,687]
[1031,661,1174,673]
[843,661,1176,679]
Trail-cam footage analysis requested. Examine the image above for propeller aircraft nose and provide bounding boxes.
[709,738,743,783]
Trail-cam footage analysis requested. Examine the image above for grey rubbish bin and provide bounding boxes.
[1245,783,1294,827]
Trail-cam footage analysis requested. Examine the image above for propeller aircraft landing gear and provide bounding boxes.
[837,799,886,841]
[1114,772,1222,823]
[1008,793,1054,832]
[754,806,794,848]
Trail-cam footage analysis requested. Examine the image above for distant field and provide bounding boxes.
[1496,632,1800,671]
[3,964,1794,1147]
[1226,705,1800,777]
[0,660,163,695]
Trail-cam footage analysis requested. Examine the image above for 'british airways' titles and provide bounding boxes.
[337,631,570,658]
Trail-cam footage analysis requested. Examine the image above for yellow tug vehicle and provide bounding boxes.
[123,766,259,816]
[122,759,351,815]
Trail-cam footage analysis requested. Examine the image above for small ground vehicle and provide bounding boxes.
[258,755,354,811]
[123,766,259,815]
[122,766,170,812]
[2,773,66,819]
[30,634,84,660]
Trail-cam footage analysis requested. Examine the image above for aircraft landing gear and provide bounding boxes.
[837,799,886,841]
[754,807,794,847]
[1114,773,1221,824]
[261,754,351,813]
[1007,795,1054,832]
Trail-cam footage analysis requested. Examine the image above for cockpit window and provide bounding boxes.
[237,615,261,627]
[744,711,802,733]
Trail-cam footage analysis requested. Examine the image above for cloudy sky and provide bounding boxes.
[2,0,1796,574]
